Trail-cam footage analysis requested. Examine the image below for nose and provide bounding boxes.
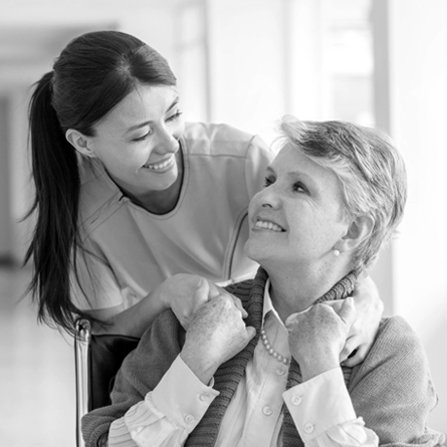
[155,127,179,155]
[257,184,281,209]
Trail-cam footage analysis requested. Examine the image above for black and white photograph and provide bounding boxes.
[0,1,446,446]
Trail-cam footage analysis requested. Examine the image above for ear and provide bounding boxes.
[65,129,96,158]
[339,215,374,252]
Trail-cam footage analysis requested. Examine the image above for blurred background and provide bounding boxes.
[0,0,446,445]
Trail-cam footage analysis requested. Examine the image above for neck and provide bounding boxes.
[266,261,355,322]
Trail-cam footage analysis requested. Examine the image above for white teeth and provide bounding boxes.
[255,220,283,232]
[144,156,173,170]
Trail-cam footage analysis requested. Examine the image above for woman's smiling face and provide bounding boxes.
[245,143,351,270]
[85,84,185,198]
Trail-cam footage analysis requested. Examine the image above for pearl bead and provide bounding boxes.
[260,327,290,366]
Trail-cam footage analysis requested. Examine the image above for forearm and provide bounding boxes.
[88,289,167,337]
[108,356,218,447]
[283,368,378,447]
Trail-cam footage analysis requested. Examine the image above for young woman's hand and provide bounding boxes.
[341,275,383,367]
[180,293,256,384]
[155,274,223,330]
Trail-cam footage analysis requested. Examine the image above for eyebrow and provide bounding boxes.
[126,96,180,133]
[266,166,315,185]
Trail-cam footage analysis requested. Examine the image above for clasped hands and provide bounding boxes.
[162,274,382,384]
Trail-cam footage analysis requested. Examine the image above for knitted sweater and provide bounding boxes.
[82,268,445,447]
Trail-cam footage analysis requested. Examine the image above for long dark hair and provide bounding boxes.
[25,31,177,334]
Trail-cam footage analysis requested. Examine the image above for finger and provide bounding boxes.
[231,296,248,318]
[339,336,358,362]
[194,278,211,302]
[342,343,369,367]
[245,326,257,340]
[284,312,302,328]
[338,297,356,326]
[206,281,222,299]
[322,299,344,312]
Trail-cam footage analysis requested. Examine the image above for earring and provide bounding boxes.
[333,249,340,257]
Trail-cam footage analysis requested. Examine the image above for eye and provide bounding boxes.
[166,110,183,122]
[264,175,275,187]
[132,128,154,142]
[293,182,307,193]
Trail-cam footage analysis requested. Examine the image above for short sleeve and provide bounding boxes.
[244,135,275,199]
[70,239,125,312]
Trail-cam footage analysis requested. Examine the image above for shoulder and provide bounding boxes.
[183,121,271,158]
[78,157,123,232]
[375,316,424,355]
[348,318,443,446]
[351,316,431,387]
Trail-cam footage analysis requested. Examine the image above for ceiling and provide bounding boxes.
[0,25,117,88]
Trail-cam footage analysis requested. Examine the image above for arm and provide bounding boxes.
[285,307,444,447]
[283,368,379,447]
[107,356,219,447]
[329,275,384,367]
[284,300,379,446]
[80,310,183,447]
[82,271,223,337]
[81,291,255,447]
[74,233,225,337]
[348,316,444,446]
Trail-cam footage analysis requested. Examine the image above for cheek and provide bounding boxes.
[287,210,328,249]
[97,144,143,174]
[247,192,262,218]
[173,120,186,139]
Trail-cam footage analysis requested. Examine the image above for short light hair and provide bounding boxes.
[277,116,407,272]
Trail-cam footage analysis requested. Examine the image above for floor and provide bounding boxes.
[0,266,76,447]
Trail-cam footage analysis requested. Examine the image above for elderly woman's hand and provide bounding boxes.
[285,298,356,381]
[156,273,223,330]
[180,293,256,384]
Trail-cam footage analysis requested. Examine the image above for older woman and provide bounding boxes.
[82,117,444,447]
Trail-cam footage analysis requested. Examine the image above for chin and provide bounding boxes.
[150,172,178,190]
[244,239,269,265]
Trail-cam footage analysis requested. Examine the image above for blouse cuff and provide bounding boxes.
[151,354,220,429]
[282,367,357,441]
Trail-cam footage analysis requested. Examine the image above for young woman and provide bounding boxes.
[26,31,381,363]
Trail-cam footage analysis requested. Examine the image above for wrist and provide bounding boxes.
[180,346,218,385]
[152,282,171,311]
[298,353,339,382]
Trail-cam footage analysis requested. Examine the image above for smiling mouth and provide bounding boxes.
[143,155,175,171]
[254,219,285,232]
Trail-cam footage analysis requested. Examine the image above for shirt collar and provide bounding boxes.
[262,279,313,328]
[262,279,286,329]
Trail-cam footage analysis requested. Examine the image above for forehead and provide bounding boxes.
[271,143,343,194]
[271,144,328,176]
[96,84,178,131]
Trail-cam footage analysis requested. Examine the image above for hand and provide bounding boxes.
[339,274,383,367]
[155,274,223,330]
[181,292,256,384]
[285,298,356,381]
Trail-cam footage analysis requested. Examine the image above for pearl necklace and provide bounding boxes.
[260,327,290,365]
